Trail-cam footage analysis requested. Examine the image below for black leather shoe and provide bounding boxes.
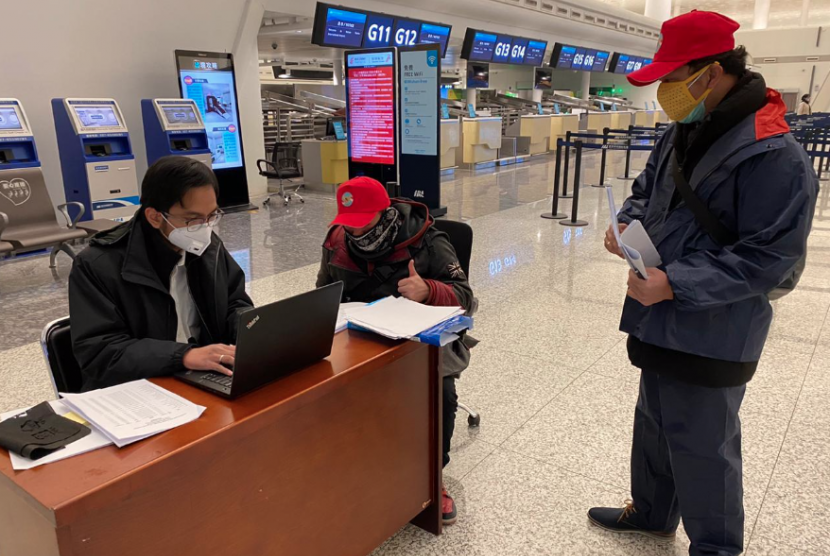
[588,500,676,542]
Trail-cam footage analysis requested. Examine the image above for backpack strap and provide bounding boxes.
[671,150,739,246]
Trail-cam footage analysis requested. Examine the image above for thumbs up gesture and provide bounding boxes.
[398,260,430,303]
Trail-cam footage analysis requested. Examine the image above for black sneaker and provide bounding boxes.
[588,500,676,542]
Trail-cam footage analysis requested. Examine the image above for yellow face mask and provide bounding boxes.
[657,63,718,123]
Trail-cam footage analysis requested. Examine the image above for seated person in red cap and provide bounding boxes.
[592,10,817,556]
[317,176,477,526]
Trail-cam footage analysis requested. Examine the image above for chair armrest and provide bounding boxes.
[57,202,86,229]
[0,211,8,237]
[257,159,278,173]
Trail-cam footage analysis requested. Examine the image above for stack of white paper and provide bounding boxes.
[0,401,113,471]
[335,302,367,333]
[60,380,206,448]
[346,296,464,340]
[606,187,662,278]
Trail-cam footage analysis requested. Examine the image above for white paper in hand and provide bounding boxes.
[606,187,657,280]
[621,220,662,267]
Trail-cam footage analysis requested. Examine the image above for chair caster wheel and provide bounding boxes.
[300,198,305,203]
[468,414,481,427]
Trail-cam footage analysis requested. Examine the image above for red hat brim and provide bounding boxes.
[329,210,379,228]
[627,59,688,87]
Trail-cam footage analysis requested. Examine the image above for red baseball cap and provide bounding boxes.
[329,176,391,228]
[628,10,740,87]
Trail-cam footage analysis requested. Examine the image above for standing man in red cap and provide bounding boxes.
[591,10,818,555]
[316,176,477,526]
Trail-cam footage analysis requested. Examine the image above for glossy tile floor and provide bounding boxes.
[2,150,830,555]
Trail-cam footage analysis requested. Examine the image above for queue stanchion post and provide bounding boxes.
[560,140,588,228]
[618,124,635,181]
[592,128,609,188]
[561,131,573,198]
[541,138,568,220]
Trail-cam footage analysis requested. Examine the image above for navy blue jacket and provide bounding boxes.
[619,90,818,362]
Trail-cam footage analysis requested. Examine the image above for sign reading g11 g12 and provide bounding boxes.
[312,2,451,57]
[461,28,547,66]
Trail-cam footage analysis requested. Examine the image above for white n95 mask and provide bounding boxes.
[162,215,213,257]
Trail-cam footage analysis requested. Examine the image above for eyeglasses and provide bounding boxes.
[163,210,224,232]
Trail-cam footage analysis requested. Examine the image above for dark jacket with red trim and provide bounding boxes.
[618,88,818,364]
[317,200,477,376]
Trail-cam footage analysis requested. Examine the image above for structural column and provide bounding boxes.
[753,0,771,29]
[332,62,343,85]
[581,71,591,101]
[801,0,811,27]
[466,87,477,111]
[644,0,672,23]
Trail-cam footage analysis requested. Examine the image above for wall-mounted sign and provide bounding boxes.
[550,43,610,72]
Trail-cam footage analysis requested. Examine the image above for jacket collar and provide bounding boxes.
[688,88,790,187]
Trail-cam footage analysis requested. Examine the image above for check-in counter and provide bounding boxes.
[611,111,634,130]
[440,118,461,170]
[506,114,552,156]
[586,112,613,134]
[301,139,349,193]
[655,110,669,124]
[550,114,579,149]
[634,110,656,127]
[462,117,501,166]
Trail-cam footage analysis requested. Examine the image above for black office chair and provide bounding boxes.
[257,142,304,207]
[40,317,84,395]
[431,219,481,428]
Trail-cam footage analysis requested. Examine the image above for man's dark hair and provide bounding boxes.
[140,156,219,212]
[688,46,749,77]
[802,94,811,102]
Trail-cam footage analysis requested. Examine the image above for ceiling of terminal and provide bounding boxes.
[258,0,830,69]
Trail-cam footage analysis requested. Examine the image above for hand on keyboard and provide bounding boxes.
[183,344,236,376]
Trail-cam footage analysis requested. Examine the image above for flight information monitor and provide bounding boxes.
[551,44,577,69]
[551,44,611,72]
[346,50,396,165]
[312,3,451,57]
[609,52,653,74]
[461,28,547,65]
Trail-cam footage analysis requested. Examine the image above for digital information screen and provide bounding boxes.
[556,45,576,69]
[162,105,199,126]
[363,13,394,48]
[593,50,610,72]
[346,51,396,165]
[609,53,653,74]
[572,48,588,70]
[493,35,513,63]
[462,28,547,65]
[177,54,243,170]
[312,3,451,57]
[0,107,23,131]
[324,7,367,47]
[525,40,547,66]
[420,23,450,55]
[469,32,497,62]
[394,19,420,47]
[73,106,120,128]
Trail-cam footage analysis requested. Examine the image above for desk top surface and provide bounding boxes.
[0,331,414,515]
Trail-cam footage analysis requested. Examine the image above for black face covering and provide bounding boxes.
[345,207,401,260]
[0,402,91,460]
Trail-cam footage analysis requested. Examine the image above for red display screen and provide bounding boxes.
[347,52,396,165]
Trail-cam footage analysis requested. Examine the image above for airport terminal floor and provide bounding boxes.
[2,151,830,555]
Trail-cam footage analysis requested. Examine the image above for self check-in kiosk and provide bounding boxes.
[141,98,212,168]
[0,99,43,208]
[52,98,139,222]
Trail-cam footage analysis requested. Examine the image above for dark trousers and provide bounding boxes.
[443,376,458,469]
[632,369,746,556]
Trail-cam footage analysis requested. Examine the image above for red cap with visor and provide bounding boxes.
[627,10,741,87]
[329,176,391,228]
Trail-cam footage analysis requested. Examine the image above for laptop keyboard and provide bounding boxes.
[202,372,233,388]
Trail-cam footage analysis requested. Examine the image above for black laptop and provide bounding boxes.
[175,282,344,399]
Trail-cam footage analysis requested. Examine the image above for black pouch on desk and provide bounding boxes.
[0,402,91,460]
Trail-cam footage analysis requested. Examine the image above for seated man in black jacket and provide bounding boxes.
[69,156,253,392]
[317,176,478,526]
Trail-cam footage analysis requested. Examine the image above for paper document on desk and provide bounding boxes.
[606,187,661,279]
[0,401,113,470]
[346,296,464,340]
[60,380,206,448]
[336,302,367,333]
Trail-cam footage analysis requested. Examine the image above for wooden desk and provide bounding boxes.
[0,331,442,556]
